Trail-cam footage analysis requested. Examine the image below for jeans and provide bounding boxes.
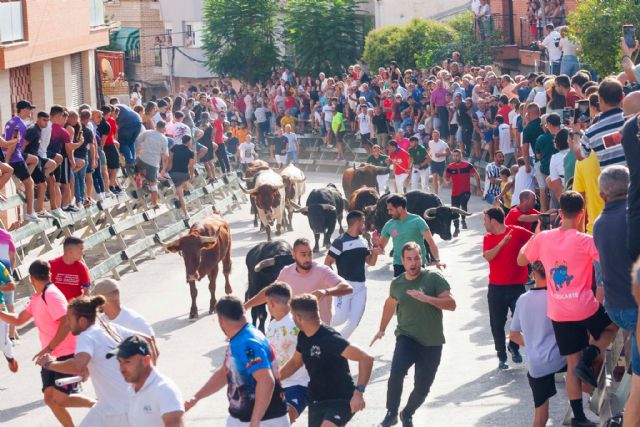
[549,60,561,76]
[92,151,105,194]
[216,143,231,174]
[285,151,298,164]
[73,160,87,203]
[386,334,442,416]
[607,306,640,375]
[560,55,580,77]
[117,123,142,165]
[488,284,526,361]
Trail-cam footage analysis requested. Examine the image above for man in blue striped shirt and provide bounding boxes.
[573,78,626,168]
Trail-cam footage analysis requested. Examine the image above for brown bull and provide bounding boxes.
[241,160,271,227]
[342,164,389,199]
[347,186,379,212]
[157,214,232,320]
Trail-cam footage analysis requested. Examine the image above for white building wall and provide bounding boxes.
[374,0,470,28]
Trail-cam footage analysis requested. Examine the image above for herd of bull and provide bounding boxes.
[155,161,472,323]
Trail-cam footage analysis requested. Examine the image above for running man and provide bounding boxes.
[325,210,382,338]
[445,149,482,237]
[281,294,373,427]
[0,260,17,373]
[371,242,456,427]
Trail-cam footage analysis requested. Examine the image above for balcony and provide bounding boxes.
[0,1,24,44]
[89,0,106,28]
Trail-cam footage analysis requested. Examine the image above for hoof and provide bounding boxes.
[225,286,232,295]
[189,311,199,321]
[209,301,217,314]
[313,247,320,253]
[275,230,281,236]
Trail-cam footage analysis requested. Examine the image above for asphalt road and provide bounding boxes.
[0,172,571,427]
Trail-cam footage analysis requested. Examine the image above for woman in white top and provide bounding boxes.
[559,26,580,77]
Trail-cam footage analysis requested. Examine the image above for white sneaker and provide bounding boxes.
[24,213,40,223]
[52,209,67,219]
[104,192,114,198]
[37,211,55,219]
[98,193,105,201]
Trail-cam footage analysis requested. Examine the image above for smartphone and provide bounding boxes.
[539,213,551,231]
[624,25,636,49]
[562,107,574,125]
[12,126,20,139]
[575,100,590,123]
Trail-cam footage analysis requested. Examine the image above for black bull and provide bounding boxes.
[294,185,345,252]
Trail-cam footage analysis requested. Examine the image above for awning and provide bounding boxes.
[111,27,140,52]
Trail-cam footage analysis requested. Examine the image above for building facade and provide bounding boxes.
[0,0,110,127]
[370,0,470,28]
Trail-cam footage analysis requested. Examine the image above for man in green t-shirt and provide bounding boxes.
[371,241,456,427]
[534,113,560,212]
[378,194,445,277]
[408,136,430,192]
[0,260,17,373]
[366,144,390,193]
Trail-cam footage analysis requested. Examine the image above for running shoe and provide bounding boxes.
[52,209,67,219]
[571,419,597,427]
[498,360,509,370]
[24,213,41,223]
[5,356,18,373]
[379,411,398,427]
[399,410,413,427]
[37,210,55,219]
[509,347,523,364]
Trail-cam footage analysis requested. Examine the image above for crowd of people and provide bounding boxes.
[1,17,640,427]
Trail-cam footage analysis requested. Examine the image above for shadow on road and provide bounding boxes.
[0,399,45,423]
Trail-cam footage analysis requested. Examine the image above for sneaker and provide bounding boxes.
[6,356,18,373]
[498,360,509,370]
[52,208,67,219]
[379,411,398,427]
[24,213,41,223]
[571,419,597,427]
[37,210,55,219]
[574,359,598,388]
[62,205,76,213]
[509,347,523,364]
[150,204,160,210]
[104,191,114,198]
[183,212,191,220]
[113,186,123,194]
[399,410,413,427]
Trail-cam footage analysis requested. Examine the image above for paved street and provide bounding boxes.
[0,172,570,426]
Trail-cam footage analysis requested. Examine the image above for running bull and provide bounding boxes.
[156,214,232,320]
[342,163,389,199]
[280,163,306,231]
[294,184,345,253]
[245,240,294,332]
[240,168,286,241]
[240,160,271,228]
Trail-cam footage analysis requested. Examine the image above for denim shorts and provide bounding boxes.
[607,306,640,375]
[285,385,308,416]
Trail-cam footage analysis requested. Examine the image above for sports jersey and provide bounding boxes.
[389,148,410,176]
[328,232,370,282]
[445,161,477,197]
[49,256,91,301]
[225,324,287,422]
[0,261,11,306]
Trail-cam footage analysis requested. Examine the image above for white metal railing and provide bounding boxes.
[0,1,24,44]
[89,0,106,27]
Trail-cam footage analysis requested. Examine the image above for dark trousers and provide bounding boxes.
[216,144,231,174]
[437,107,450,139]
[386,335,442,416]
[488,284,526,360]
[451,192,470,230]
[92,153,105,194]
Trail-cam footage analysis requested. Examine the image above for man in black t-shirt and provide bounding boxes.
[622,112,640,259]
[270,128,288,169]
[168,135,196,219]
[372,105,390,148]
[281,294,373,427]
[24,111,57,218]
[324,211,381,338]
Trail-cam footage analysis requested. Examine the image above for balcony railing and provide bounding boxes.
[89,0,106,27]
[474,13,514,46]
[519,16,568,49]
[0,1,24,44]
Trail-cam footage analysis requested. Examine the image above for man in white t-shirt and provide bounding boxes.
[265,282,309,423]
[538,24,562,75]
[428,130,450,194]
[494,115,515,167]
[238,135,257,170]
[357,105,372,149]
[110,335,184,427]
[36,296,151,427]
[512,157,536,206]
[546,129,570,208]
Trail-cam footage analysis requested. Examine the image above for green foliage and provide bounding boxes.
[363,13,496,72]
[284,0,364,76]
[202,0,280,83]
[568,0,640,77]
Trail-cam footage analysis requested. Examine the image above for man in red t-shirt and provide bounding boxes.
[482,207,533,369]
[388,140,410,193]
[49,237,91,301]
[445,149,482,236]
[505,190,541,232]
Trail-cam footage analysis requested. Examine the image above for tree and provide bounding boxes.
[202,0,280,83]
[568,0,640,77]
[443,11,496,67]
[362,18,456,72]
[284,0,364,76]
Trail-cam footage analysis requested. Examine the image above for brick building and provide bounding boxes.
[0,0,110,127]
[488,0,578,73]
[104,0,168,100]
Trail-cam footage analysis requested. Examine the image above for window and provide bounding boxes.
[183,21,203,48]
[154,45,162,67]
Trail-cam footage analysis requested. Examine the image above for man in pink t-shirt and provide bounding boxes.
[518,191,617,426]
[245,238,352,324]
[0,260,94,424]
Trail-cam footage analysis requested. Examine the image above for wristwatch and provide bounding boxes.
[355,385,366,393]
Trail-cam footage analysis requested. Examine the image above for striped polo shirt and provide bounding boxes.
[579,107,626,167]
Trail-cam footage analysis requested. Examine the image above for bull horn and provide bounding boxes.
[376,166,389,175]
[254,258,276,272]
[289,201,302,210]
[450,206,471,217]
[240,175,256,183]
[423,207,437,219]
[320,204,337,212]
[293,206,309,214]
[363,205,376,213]
[293,177,307,183]
[239,183,257,194]
[275,184,285,190]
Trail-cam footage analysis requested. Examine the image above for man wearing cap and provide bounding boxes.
[111,335,184,427]
[3,100,40,222]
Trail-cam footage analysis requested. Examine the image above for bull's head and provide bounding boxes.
[292,204,335,216]
[423,206,471,241]
[156,230,220,282]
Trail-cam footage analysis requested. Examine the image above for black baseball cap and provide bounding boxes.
[106,335,151,359]
[16,100,35,111]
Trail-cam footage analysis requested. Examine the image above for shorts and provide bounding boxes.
[104,144,120,170]
[430,160,446,177]
[99,148,107,165]
[2,290,14,305]
[10,161,30,181]
[527,365,567,408]
[360,133,371,146]
[169,171,190,187]
[451,192,471,208]
[136,159,158,182]
[285,385,309,416]
[551,305,612,356]
[275,154,286,165]
[30,157,47,184]
[308,399,353,427]
[58,157,72,185]
[226,414,289,427]
[534,166,547,190]
[41,354,82,394]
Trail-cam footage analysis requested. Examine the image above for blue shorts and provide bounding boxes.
[285,385,308,416]
[607,307,640,376]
